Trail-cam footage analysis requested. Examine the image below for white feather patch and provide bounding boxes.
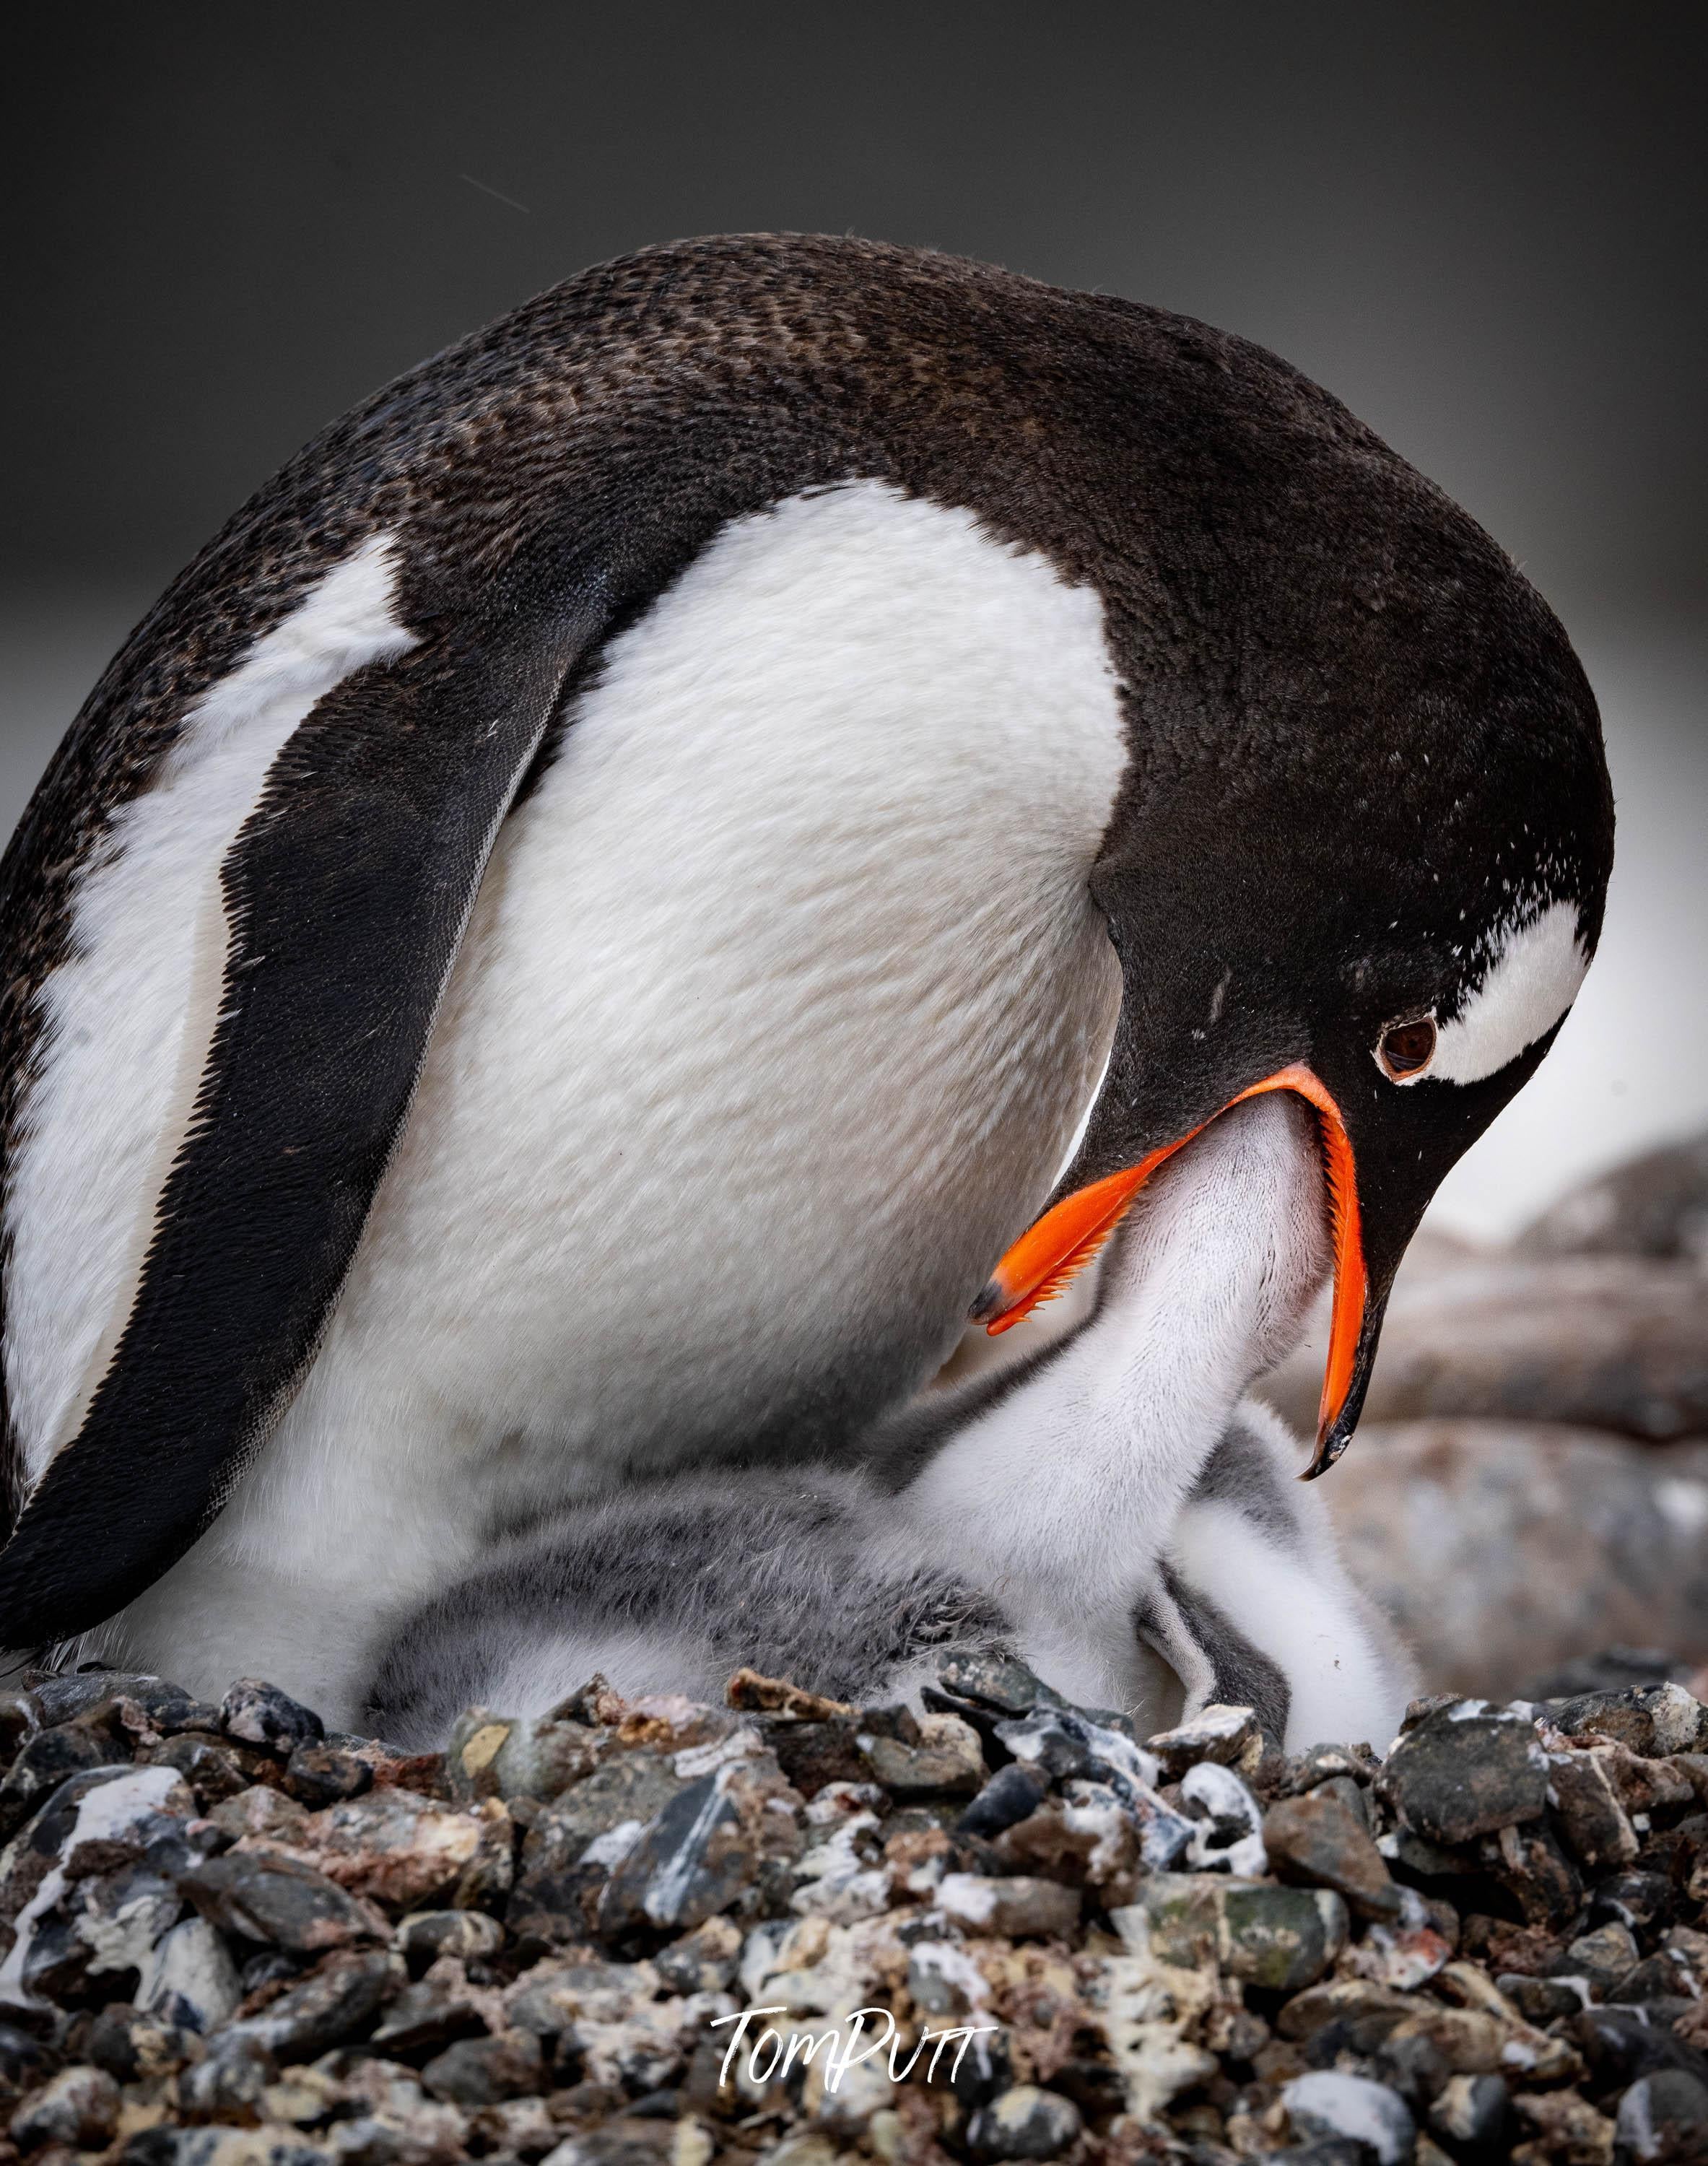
[1428,899,1588,1086]
[4,536,416,1484]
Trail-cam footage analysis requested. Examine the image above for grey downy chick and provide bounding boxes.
[871,1092,1417,1749]
[362,1464,1013,1750]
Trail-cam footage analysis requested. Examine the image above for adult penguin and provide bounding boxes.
[0,235,1612,1723]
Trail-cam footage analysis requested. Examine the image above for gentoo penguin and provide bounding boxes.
[365,1097,1412,1752]
[0,235,1611,1725]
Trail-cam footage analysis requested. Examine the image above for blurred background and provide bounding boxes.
[5,4,1706,1695]
[4,2,1704,1238]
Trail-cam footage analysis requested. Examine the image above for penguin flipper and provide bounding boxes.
[0,572,599,1650]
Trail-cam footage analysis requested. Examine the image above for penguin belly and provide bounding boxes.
[71,483,1125,1719]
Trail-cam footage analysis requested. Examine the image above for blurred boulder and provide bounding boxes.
[1519,1127,1708,1266]
[1264,1253,1708,1441]
[1323,1422,1708,1701]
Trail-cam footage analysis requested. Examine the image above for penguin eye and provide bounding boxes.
[1375,1014,1439,1082]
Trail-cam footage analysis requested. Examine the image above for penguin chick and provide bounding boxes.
[873,1092,1415,1749]
[362,1465,1012,1751]
[365,1103,1407,1752]
[1141,1400,1416,1751]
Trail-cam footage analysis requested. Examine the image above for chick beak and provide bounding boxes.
[972,1064,1369,1477]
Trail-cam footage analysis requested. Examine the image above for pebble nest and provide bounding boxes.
[0,1661,1706,2166]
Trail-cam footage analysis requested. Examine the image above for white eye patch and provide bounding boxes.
[1430,898,1590,1086]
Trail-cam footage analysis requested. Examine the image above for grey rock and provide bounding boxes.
[221,1680,326,1753]
[1268,1252,1708,1440]
[139,1915,243,2032]
[1483,1812,1584,1931]
[283,1744,372,1807]
[369,1960,492,2055]
[954,1763,1051,1840]
[993,1707,1160,1801]
[444,1709,605,1806]
[29,1672,212,1732]
[1264,1789,1400,1918]
[509,1754,691,1947]
[1376,1701,1548,1845]
[1567,2004,1708,2091]
[1146,1702,1262,1777]
[1590,1869,1673,1932]
[935,1653,1065,1719]
[1180,1760,1266,1876]
[855,1714,985,1796]
[1548,1748,1642,1871]
[596,1769,753,1938]
[0,1726,125,1837]
[1328,1425,1708,1701]
[225,1949,405,2061]
[1567,1920,1642,1994]
[1520,1129,1708,1266]
[1341,1888,1453,1991]
[1546,1682,1708,1757]
[966,2084,1082,2160]
[178,2034,278,2121]
[10,2063,121,2149]
[650,1915,740,1994]
[1615,1951,1702,2005]
[68,1860,185,1983]
[421,2028,544,2105]
[1500,1973,1592,2022]
[1616,2067,1708,2162]
[1115,1874,1347,1992]
[1286,1745,1377,1796]
[395,1908,505,1972]
[1283,2069,1416,2165]
[126,2128,336,2166]
[937,1874,1081,1939]
[180,1851,385,1951]
[1429,2062,1507,2149]
[87,2005,199,2083]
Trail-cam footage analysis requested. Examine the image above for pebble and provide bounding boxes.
[955,1762,1051,1839]
[0,1654,1702,2166]
[1179,1760,1267,1876]
[177,2035,277,2121]
[227,1950,405,2061]
[1377,1700,1549,1845]
[9,2063,121,2149]
[180,1852,386,1952]
[1519,1125,1708,1264]
[1548,1683,1708,1758]
[1282,2070,1416,2164]
[1615,2068,1708,2162]
[1427,2069,1509,2150]
[1146,1701,1262,1777]
[1116,1872,1348,1991]
[966,2084,1083,2160]
[420,2028,544,2105]
[937,1871,1081,1939]
[220,1680,326,1753]
[1263,1787,1401,1918]
[138,1916,243,2032]
[393,1908,507,1970]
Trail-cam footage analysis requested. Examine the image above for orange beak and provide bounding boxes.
[973,1064,1366,1476]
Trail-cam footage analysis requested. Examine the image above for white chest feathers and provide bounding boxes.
[340,479,1128,1464]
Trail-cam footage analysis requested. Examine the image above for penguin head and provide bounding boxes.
[975,449,1613,1476]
